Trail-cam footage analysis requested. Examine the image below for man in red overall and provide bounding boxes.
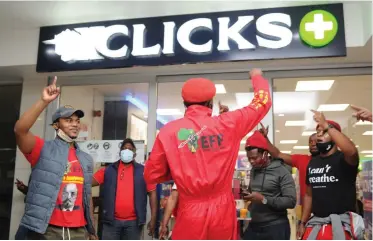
[144,69,272,240]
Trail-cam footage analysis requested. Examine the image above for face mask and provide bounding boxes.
[120,149,134,163]
[252,153,269,169]
[57,129,74,143]
[316,141,335,154]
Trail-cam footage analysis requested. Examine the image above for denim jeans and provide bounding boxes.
[15,226,29,240]
[243,220,291,240]
[102,220,142,240]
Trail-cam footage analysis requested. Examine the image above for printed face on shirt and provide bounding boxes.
[55,114,81,138]
[62,183,78,211]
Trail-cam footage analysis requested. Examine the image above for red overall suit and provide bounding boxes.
[144,75,272,240]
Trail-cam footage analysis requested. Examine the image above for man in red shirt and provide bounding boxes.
[93,138,157,240]
[144,68,272,239]
[14,77,96,239]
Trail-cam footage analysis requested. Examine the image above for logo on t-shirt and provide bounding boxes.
[308,164,339,188]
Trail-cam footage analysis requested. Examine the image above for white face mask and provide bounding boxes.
[120,149,134,163]
[57,129,74,143]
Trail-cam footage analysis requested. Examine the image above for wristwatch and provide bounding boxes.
[262,197,268,204]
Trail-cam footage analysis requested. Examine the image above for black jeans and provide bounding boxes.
[243,220,291,240]
[102,220,143,240]
[15,226,29,240]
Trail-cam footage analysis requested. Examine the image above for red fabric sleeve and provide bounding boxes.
[144,136,172,185]
[290,154,308,169]
[93,167,106,185]
[23,136,45,167]
[146,183,157,192]
[218,75,272,139]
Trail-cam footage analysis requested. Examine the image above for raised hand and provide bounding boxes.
[311,109,328,129]
[258,122,269,137]
[218,101,229,114]
[249,68,263,78]
[42,76,60,103]
[351,104,372,122]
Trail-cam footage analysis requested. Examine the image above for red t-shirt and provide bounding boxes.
[93,162,156,220]
[23,136,86,227]
[291,154,311,204]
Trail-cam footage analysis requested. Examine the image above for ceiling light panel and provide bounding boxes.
[281,151,292,154]
[302,131,315,136]
[280,140,298,144]
[285,120,308,126]
[317,104,349,112]
[363,131,373,136]
[355,120,373,126]
[361,150,373,154]
[215,84,226,94]
[293,146,309,150]
[295,80,334,91]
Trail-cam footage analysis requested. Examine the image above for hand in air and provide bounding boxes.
[219,101,229,114]
[258,122,269,137]
[249,68,263,78]
[350,105,372,122]
[42,76,60,103]
[311,109,328,129]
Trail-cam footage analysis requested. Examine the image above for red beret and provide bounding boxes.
[245,131,268,150]
[316,120,341,132]
[182,78,216,103]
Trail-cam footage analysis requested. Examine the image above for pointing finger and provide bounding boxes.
[259,122,265,129]
[52,76,57,86]
[310,109,318,114]
[350,105,361,111]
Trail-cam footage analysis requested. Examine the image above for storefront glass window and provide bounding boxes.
[273,75,372,159]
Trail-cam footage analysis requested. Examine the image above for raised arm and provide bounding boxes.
[312,110,359,166]
[218,69,272,139]
[258,123,293,165]
[144,136,172,185]
[14,77,60,154]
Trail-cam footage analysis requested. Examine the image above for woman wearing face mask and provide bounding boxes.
[92,138,158,240]
[242,131,296,240]
[299,111,363,240]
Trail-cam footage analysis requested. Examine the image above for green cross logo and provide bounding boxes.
[299,10,338,47]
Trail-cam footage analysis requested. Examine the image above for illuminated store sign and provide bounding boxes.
[37,3,345,72]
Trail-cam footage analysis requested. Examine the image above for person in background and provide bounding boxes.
[300,111,363,240]
[144,68,271,240]
[243,130,296,240]
[14,178,29,240]
[92,138,157,240]
[159,183,179,239]
[14,77,96,240]
[351,104,372,122]
[15,178,28,196]
[258,123,319,236]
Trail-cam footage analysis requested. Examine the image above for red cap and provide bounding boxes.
[182,78,216,103]
[317,120,341,132]
[245,131,268,150]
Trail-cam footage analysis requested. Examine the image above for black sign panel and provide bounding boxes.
[37,3,345,72]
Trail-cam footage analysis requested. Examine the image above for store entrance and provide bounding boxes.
[0,84,22,240]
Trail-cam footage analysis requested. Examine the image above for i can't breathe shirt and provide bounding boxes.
[23,136,86,227]
[306,151,358,217]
